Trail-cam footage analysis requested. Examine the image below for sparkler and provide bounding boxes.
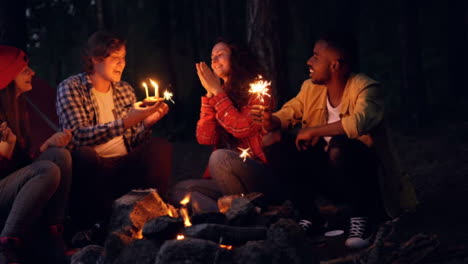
[163,90,175,104]
[238,147,251,162]
[248,75,271,104]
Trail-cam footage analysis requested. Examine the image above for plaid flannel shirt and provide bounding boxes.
[196,91,268,164]
[56,73,151,151]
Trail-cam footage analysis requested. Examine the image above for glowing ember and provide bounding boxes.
[167,209,173,217]
[149,79,159,98]
[176,234,185,240]
[163,90,175,104]
[238,147,251,162]
[248,75,271,103]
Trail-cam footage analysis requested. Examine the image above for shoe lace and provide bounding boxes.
[349,217,368,238]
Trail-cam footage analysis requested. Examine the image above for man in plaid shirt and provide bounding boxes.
[56,31,172,229]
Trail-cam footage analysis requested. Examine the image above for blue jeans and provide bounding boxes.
[0,147,72,237]
[170,149,274,213]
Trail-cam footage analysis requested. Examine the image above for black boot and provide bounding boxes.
[0,237,23,264]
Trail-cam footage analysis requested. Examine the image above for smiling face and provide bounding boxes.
[14,65,35,95]
[93,45,126,83]
[211,42,231,81]
[306,40,334,85]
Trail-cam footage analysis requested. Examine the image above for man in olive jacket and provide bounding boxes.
[254,31,418,249]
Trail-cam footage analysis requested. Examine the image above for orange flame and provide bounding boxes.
[149,79,159,98]
[179,194,192,227]
[180,207,192,227]
[180,193,191,206]
[219,244,233,250]
[177,234,185,240]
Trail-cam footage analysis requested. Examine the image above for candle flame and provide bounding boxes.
[177,234,185,240]
[149,79,159,98]
[238,147,251,162]
[164,90,175,104]
[249,75,271,103]
[142,82,149,98]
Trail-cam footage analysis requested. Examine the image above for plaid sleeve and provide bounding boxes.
[196,96,219,145]
[56,78,125,149]
[208,92,262,138]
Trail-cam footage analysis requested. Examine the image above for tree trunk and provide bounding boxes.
[0,0,27,50]
[447,1,467,103]
[398,0,426,127]
[246,0,287,108]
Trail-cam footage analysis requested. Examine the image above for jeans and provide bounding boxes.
[0,147,72,237]
[170,149,275,214]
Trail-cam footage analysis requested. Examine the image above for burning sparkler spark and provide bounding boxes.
[249,75,271,103]
[163,90,175,104]
[238,147,251,162]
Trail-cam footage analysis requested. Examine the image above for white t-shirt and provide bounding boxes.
[323,97,341,144]
[91,88,128,158]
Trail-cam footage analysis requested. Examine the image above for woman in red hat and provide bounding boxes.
[0,45,75,263]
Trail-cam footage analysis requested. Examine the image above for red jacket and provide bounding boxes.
[196,92,269,178]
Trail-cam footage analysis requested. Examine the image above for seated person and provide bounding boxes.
[56,31,172,229]
[0,45,75,263]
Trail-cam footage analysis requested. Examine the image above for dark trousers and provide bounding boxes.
[70,137,172,228]
[265,134,384,223]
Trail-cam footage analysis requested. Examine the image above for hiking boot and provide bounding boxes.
[345,217,372,249]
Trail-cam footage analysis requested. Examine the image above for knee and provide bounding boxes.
[208,149,231,174]
[34,160,61,190]
[45,147,72,168]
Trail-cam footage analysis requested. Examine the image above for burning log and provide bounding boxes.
[217,192,264,213]
[185,223,267,246]
[108,189,178,238]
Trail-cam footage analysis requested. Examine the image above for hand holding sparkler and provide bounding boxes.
[248,75,272,133]
[143,102,170,129]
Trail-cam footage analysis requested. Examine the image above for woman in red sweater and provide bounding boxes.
[170,39,276,212]
[0,45,74,263]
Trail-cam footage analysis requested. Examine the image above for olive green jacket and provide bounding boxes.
[273,73,418,218]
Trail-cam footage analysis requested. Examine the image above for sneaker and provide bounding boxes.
[345,217,372,249]
[298,219,326,237]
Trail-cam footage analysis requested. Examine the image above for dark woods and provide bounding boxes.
[1,0,467,139]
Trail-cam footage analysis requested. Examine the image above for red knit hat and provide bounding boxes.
[0,45,29,90]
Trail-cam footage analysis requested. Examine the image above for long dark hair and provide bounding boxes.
[0,81,31,150]
[215,39,265,108]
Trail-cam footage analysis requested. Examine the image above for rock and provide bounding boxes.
[226,198,256,226]
[185,223,267,246]
[191,212,227,225]
[113,239,161,264]
[71,245,104,264]
[232,240,274,264]
[142,216,184,240]
[267,218,306,247]
[103,231,133,264]
[155,238,233,264]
